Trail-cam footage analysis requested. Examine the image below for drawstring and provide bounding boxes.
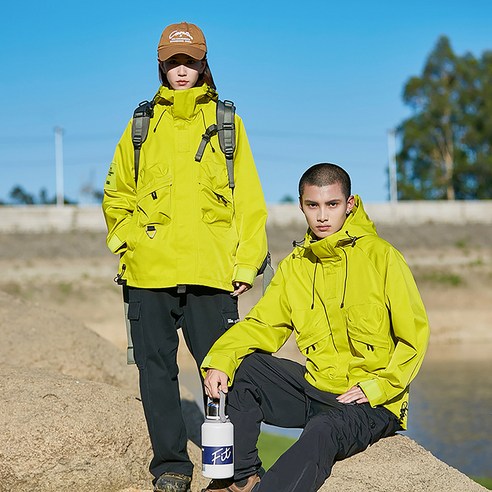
[311,259,319,309]
[339,231,358,308]
[340,248,348,308]
[152,108,166,133]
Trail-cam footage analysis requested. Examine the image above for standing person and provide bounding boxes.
[102,21,268,492]
[202,163,430,492]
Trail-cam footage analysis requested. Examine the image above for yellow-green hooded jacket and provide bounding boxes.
[202,196,429,428]
[102,84,268,290]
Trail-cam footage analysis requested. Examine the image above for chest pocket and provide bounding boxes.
[199,170,233,227]
[292,307,331,356]
[346,304,390,355]
[136,175,172,227]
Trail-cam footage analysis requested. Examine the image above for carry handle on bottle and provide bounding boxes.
[206,390,228,422]
[218,390,227,423]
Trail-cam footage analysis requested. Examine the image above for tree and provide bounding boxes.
[397,36,492,199]
[2,185,76,206]
[279,194,296,204]
[9,185,35,205]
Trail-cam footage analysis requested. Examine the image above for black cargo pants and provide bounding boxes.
[127,286,239,480]
[227,353,402,492]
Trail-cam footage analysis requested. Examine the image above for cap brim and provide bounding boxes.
[158,44,206,61]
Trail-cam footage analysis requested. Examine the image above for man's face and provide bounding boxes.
[163,54,205,90]
[299,183,354,239]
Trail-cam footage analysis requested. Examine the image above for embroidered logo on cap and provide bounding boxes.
[169,30,193,44]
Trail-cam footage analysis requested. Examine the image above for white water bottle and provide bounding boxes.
[201,390,234,479]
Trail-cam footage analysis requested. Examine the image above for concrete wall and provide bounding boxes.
[1,201,492,233]
[269,200,492,226]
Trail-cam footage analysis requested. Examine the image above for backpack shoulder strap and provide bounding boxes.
[131,100,154,184]
[216,99,236,190]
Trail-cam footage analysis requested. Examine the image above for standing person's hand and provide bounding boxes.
[231,282,251,297]
[204,369,229,399]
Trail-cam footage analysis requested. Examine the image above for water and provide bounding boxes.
[181,344,492,479]
[405,347,492,478]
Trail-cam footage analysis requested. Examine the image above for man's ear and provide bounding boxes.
[346,195,355,214]
[299,196,304,213]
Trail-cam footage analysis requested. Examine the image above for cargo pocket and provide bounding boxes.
[136,176,172,228]
[127,300,144,369]
[292,308,330,356]
[221,295,239,331]
[199,175,233,227]
[346,304,390,359]
[297,331,330,357]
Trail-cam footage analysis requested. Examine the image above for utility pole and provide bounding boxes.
[387,128,398,202]
[54,126,64,207]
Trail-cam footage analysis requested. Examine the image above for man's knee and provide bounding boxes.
[304,411,342,446]
[304,408,370,460]
[233,353,270,384]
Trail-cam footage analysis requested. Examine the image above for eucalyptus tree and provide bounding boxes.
[397,36,492,199]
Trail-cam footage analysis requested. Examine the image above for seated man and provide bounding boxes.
[201,163,430,492]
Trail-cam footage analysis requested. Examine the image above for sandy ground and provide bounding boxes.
[1,223,491,360]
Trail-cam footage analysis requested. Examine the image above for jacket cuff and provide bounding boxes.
[232,265,257,286]
[107,233,126,254]
[358,379,386,406]
[201,354,238,384]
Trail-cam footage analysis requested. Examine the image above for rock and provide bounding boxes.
[0,291,487,491]
[0,365,209,492]
[0,365,151,491]
[0,290,138,392]
[0,291,208,491]
[320,433,486,491]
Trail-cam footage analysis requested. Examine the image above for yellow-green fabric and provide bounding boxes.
[201,196,429,428]
[102,84,268,291]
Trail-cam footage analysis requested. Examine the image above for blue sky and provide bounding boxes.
[1,0,491,205]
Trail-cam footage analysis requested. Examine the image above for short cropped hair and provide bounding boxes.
[298,163,351,199]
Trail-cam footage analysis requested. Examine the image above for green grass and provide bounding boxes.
[257,431,296,470]
[257,432,492,489]
[473,477,492,489]
[421,271,463,286]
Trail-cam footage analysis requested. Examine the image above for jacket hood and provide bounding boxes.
[303,195,377,259]
[153,84,218,120]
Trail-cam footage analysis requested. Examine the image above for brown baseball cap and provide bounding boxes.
[157,22,207,62]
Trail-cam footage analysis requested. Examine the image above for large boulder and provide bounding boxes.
[0,365,208,492]
[0,291,207,491]
[0,290,137,392]
[321,433,486,491]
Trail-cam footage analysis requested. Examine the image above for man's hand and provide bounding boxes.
[231,282,251,297]
[204,369,229,399]
[336,385,369,405]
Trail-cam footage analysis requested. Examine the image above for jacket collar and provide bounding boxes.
[304,195,377,260]
[154,84,217,120]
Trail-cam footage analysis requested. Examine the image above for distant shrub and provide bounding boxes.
[421,271,463,286]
